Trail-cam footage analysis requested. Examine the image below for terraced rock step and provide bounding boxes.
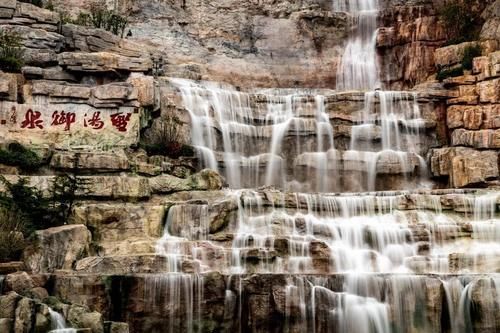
[48,272,500,333]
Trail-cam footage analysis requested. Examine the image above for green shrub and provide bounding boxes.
[461,44,482,70]
[19,0,44,7]
[68,1,129,37]
[0,174,79,232]
[0,29,24,73]
[140,142,195,159]
[0,142,43,171]
[0,210,28,262]
[436,67,464,82]
[439,0,483,44]
[140,112,195,159]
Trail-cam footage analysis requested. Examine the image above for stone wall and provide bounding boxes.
[430,50,500,188]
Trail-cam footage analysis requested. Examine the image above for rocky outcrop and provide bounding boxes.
[23,225,92,273]
[430,47,500,187]
[431,147,499,187]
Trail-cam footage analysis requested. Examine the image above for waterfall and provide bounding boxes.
[48,308,76,333]
[143,1,500,332]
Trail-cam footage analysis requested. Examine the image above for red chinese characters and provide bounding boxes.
[84,112,105,130]
[21,109,44,129]
[110,112,132,132]
[51,111,76,131]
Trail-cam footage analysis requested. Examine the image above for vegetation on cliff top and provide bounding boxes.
[0,142,44,171]
[140,112,195,159]
[436,44,482,82]
[0,29,24,73]
[0,175,79,262]
[58,0,129,38]
[439,0,483,45]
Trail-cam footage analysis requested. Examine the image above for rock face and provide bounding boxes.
[0,0,500,333]
[23,225,92,273]
[430,47,500,188]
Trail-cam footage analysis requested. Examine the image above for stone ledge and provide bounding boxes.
[431,147,499,188]
[58,52,152,73]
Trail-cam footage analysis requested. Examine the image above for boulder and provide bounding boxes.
[4,272,34,294]
[14,297,35,333]
[75,255,169,274]
[67,305,104,333]
[105,322,129,333]
[0,291,21,318]
[0,319,14,333]
[23,225,91,273]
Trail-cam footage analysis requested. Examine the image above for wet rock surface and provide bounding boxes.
[0,0,499,332]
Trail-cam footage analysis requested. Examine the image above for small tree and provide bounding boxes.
[0,29,24,72]
[0,210,27,262]
[439,0,483,45]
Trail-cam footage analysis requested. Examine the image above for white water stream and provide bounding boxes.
[145,0,500,332]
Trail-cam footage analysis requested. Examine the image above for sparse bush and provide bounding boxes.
[0,29,24,73]
[0,175,79,232]
[461,44,482,70]
[19,0,44,7]
[436,66,464,82]
[0,210,27,262]
[44,0,54,11]
[0,142,43,171]
[141,112,195,159]
[67,1,129,37]
[439,0,483,45]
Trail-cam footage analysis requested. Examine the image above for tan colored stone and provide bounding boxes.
[127,73,155,107]
[0,72,18,101]
[483,104,500,129]
[59,52,152,73]
[70,203,164,241]
[23,225,91,273]
[4,272,34,294]
[431,147,499,188]
[478,78,500,103]
[50,150,130,171]
[434,42,479,67]
[0,291,21,318]
[451,128,500,148]
[14,297,35,333]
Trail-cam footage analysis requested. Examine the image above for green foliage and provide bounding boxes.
[461,44,482,70]
[68,1,129,37]
[19,0,44,7]
[0,210,27,262]
[141,112,195,159]
[436,67,464,82]
[44,0,54,11]
[439,0,482,45]
[0,29,24,73]
[0,142,43,172]
[0,174,79,233]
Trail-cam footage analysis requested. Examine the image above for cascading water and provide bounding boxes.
[48,308,76,333]
[334,0,380,91]
[146,0,500,332]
